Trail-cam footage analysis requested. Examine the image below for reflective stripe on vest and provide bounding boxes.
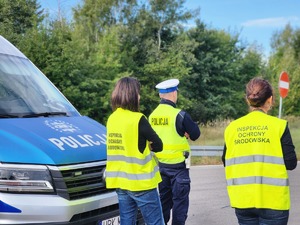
[107,154,153,165]
[225,154,284,166]
[227,176,289,186]
[106,165,160,181]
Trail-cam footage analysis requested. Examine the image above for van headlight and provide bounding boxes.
[0,164,54,193]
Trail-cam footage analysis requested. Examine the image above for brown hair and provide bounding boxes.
[111,77,141,112]
[246,77,273,107]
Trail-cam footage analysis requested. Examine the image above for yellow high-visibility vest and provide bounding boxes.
[224,110,290,210]
[106,108,161,191]
[149,104,189,164]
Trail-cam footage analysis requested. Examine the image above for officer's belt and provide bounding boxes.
[157,144,189,159]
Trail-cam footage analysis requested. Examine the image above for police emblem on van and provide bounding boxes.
[45,119,81,133]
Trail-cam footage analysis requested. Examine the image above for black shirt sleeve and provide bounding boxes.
[138,116,163,154]
[281,124,297,170]
[222,144,226,167]
[176,110,200,141]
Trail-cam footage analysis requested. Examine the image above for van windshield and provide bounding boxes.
[0,54,80,118]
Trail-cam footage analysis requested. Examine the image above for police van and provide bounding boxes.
[0,35,123,224]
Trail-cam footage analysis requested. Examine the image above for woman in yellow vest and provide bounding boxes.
[106,77,164,225]
[222,77,297,225]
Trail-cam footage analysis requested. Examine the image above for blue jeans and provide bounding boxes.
[235,208,289,225]
[116,188,164,225]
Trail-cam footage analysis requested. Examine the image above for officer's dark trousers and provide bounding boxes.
[158,162,191,225]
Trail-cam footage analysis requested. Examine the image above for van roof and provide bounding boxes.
[0,35,26,58]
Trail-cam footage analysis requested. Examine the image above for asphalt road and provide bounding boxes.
[186,164,300,225]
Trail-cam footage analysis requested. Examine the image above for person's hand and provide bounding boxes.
[184,132,190,139]
[148,141,153,150]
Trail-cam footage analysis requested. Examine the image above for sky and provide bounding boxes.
[40,0,300,57]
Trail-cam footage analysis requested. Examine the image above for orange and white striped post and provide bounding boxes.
[278,71,289,118]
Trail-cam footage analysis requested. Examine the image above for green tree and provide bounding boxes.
[117,0,198,116]
[140,32,198,116]
[185,20,266,123]
[234,45,266,117]
[147,0,197,50]
[0,0,44,45]
[269,24,300,116]
[186,21,241,122]
[68,0,134,123]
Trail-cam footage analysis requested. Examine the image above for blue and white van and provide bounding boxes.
[0,35,122,224]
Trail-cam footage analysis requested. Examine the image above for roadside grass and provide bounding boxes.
[190,116,300,166]
[191,156,223,165]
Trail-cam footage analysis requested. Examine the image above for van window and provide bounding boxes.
[0,54,80,117]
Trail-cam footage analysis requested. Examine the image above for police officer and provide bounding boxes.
[149,78,201,225]
[222,77,297,225]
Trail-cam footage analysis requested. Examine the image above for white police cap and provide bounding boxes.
[155,78,179,93]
